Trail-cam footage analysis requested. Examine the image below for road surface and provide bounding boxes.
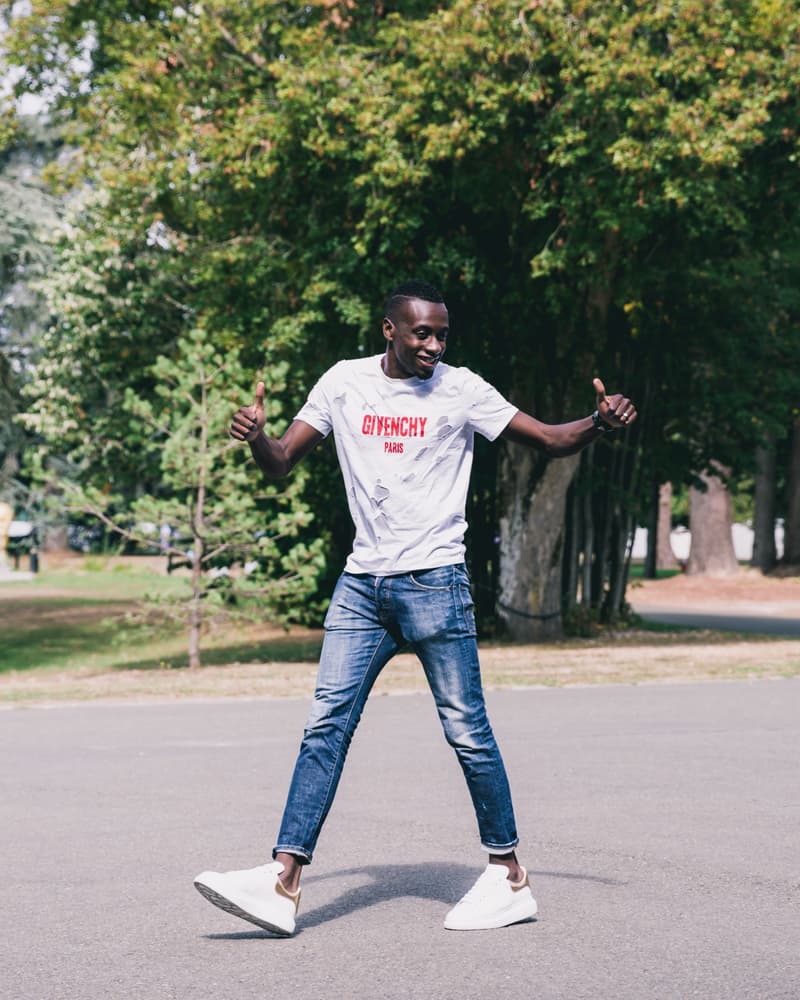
[3,682,799,999]
[633,602,800,637]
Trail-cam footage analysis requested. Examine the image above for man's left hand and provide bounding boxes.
[592,377,637,429]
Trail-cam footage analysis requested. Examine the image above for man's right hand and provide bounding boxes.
[230,381,266,442]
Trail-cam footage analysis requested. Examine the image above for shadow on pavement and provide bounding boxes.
[204,861,623,938]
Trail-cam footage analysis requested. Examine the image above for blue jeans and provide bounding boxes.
[273,564,519,863]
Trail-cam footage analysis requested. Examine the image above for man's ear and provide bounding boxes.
[382,317,394,343]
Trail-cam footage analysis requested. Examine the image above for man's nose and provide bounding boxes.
[423,334,442,353]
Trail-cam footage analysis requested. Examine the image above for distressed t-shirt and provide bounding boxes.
[295,355,517,575]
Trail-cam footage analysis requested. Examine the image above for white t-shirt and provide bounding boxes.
[295,355,517,575]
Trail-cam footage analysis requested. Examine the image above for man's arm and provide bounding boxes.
[230,381,324,478]
[500,377,637,457]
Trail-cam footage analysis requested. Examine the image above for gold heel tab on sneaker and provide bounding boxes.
[510,868,530,892]
[275,879,301,912]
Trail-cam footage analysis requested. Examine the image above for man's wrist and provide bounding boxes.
[591,410,615,433]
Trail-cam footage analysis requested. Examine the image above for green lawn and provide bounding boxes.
[0,565,321,674]
[627,564,682,580]
[3,562,797,704]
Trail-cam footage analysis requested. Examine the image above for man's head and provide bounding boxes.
[382,280,449,380]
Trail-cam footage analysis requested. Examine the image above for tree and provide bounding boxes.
[656,483,679,572]
[0,115,60,502]
[43,328,325,666]
[785,418,800,567]
[751,435,777,572]
[6,0,800,640]
[686,466,738,577]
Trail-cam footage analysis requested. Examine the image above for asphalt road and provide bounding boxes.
[634,606,800,637]
[3,681,799,1000]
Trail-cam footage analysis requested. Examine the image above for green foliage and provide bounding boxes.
[26,326,326,664]
[5,0,800,630]
[121,328,326,620]
[0,115,61,500]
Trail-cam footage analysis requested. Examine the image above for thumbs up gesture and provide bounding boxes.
[592,377,637,429]
[230,381,266,442]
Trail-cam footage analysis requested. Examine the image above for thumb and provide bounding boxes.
[593,376,607,402]
[254,380,265,412]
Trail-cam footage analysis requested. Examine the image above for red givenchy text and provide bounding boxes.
[361,414,427,438]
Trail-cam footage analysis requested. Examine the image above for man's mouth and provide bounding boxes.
[417,355,439,369]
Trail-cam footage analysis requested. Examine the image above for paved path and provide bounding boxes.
[633,604,800,637]
[3,681,799,1000]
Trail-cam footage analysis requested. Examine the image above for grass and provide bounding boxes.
[0,565,187,674]
[0,565,323,675]
[2,562,189,599]
[627,565,682,580]
[1,560,798,704]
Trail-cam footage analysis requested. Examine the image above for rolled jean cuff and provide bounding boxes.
[480,840,519,856]
[273,844,313,865]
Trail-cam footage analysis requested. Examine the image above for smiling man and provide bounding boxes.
[194,279,637,936]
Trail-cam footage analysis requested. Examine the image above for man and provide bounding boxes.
[194,280,636,935]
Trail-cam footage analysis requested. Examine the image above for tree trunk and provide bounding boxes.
[656,482,679,570]
[42,523,69,552]
[497,446,580,640]
[188,588,202,669]
[644,480,658,579]
[562,478,581,611]
[608,510,634,616]
[785,417,800,565]
[188,524,204,669]
[187,375,209,669]
[751,433,777,572]
[580,447,595,607]
[686,466,738,576]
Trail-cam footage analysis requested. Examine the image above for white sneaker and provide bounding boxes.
[193,861,300,935]
[444,864,537,930]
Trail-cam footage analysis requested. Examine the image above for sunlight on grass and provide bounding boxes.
[0,565,321,674]
[1,611,323,675]
[0,565,190,601]
[3,560,799,703]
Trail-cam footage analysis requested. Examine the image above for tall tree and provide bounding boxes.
[785,418,800,567]
[0,115,61,503]
[656,483,679,572]
[751,434,777,572]
[68,330,325,666]
[6,0,800,635]
[687,466,739,577]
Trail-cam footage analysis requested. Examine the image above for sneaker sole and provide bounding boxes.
[193,880,294,936]
[444,896,538,931]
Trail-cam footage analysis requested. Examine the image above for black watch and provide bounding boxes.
[591,410,614,433]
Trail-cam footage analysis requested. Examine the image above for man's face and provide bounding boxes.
[382,298,449,380]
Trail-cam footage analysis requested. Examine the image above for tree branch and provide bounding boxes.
[214,19,269,71]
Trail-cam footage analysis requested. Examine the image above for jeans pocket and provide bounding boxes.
[408,566,455,590]
[458,583,477,633]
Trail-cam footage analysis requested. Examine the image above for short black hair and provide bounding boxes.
[384,280,445,321]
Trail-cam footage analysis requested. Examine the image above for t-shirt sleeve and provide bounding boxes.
[294,366,337,437]
[464,370,519,441]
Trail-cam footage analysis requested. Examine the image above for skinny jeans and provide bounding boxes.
[273,563,519,863]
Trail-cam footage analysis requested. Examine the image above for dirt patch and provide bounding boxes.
[2,630,798,706]
[629,568,800,609]
[3,565,798,705]
[2,600,134,628]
